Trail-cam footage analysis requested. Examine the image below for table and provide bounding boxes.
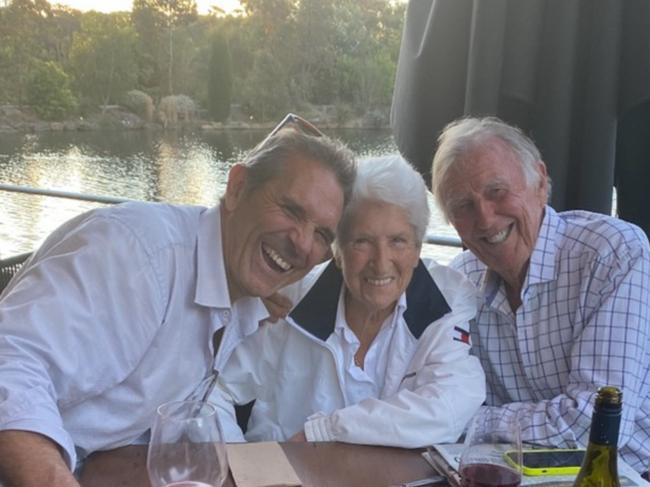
[79,442,438,487]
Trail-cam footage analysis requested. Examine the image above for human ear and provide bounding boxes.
[333,248,342,268]
[224,164,248,211]
[535,161,549,202]
[412,243,422,268]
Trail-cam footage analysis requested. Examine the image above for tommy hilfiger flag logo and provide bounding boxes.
[453,325,470,344]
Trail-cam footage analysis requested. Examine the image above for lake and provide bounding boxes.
[0,128,461,263]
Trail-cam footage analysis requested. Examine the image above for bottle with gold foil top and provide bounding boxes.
[572,386,622,487]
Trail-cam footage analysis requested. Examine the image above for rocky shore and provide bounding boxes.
[0,105,390,134]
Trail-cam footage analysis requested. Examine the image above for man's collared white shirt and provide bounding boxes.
[0,202,267,468]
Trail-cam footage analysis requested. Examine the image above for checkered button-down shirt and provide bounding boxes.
[451,206,650,473]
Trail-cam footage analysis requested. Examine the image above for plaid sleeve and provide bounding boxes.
[479,222,650,473]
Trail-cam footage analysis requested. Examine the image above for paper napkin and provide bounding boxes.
[227,442,302,487]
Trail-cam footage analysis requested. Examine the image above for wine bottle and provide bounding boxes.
[572,386,622,487]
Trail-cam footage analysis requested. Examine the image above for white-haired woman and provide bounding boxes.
[212,155,486,448]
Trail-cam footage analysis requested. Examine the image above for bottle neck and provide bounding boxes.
[588,408,621,446]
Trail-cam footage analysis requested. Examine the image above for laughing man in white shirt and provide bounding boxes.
[0,118,356,487]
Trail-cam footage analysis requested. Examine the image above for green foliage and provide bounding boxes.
[131,0,198,95]
[0,0,406,122]
[207,31,232,121]
[242,49,291,120]
[69,12,138,108]
[26,60,77,120]
[0,0,53,103]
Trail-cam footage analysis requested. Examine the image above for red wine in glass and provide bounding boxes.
[460,463,521,487]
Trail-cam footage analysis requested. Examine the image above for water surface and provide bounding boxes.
[0,129,460,262]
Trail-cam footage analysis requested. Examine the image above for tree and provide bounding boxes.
[0,0,53,103]
[69,12,138,109]
[26,59,77,120]
[207,31,232,121]
[48,5,82,67]
[328,0,406,110]
[131,0,161,94]
[0,0,406,122]
[292,0,338,103]
[242,49,291,120]
[131,0,198,96]
[236,0,296,115]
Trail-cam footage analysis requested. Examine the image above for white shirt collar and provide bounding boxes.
[195,204,232,309]
[334,288,406,344]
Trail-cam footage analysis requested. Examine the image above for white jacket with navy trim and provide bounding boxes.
[212,258,486,447]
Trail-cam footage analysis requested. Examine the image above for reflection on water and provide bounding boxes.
[0,129,460,262]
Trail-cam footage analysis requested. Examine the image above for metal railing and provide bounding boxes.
[0,183,463,248]
[424,233,462,248]
[0,183,134,205]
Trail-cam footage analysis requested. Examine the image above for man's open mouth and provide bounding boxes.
[484,223,513,244]
[262,243,292,272]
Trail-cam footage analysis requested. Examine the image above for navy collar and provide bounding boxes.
[289,259,451,341]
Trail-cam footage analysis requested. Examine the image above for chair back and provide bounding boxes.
[0,252,32,295]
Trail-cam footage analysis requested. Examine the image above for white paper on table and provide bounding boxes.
[227,442,301,487]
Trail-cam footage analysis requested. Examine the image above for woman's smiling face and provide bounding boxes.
[339,199,420,316]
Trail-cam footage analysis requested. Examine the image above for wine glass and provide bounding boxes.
[147,400,228,487]
[458,409,523,487]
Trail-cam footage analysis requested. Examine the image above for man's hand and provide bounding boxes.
[262,293,293,323]
[288,430,307,442]
[0,430,79,487]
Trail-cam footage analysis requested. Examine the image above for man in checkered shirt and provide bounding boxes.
[430,116,650,474]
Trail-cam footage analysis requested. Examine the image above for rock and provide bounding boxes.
[77,120,96,131]
[32,122,51,132]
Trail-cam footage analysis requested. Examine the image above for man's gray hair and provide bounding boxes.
[336,154,430,248]
[241,128,357,207]
[431,116,551,218]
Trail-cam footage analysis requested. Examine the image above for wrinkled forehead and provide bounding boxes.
[441,141,527,208]
[282,154,341,188]
[454,139,526,184]
[340,198,416,240]
[253,152,334,190]
[285,156,344,208]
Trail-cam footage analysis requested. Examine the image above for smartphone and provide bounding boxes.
[503,449,586,476]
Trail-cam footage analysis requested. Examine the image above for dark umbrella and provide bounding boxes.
[391,0,650,235]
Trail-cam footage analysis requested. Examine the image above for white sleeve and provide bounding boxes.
[0,213,163,468]
[304,261,486,447]
[210,322,284,442]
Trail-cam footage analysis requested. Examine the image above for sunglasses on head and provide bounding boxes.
[257,113,324,148]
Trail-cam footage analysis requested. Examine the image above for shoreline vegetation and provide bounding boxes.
[0,104,391,134]
[0,1,404,135]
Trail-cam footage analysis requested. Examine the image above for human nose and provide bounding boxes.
[475,198,496,230]
[371,241,390,271]
[290,222,316,260]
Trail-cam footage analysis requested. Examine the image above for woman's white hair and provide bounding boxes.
[335,154,430,248]
[431,116,551,219]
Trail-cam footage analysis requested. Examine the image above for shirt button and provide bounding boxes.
[222,310,231,322]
